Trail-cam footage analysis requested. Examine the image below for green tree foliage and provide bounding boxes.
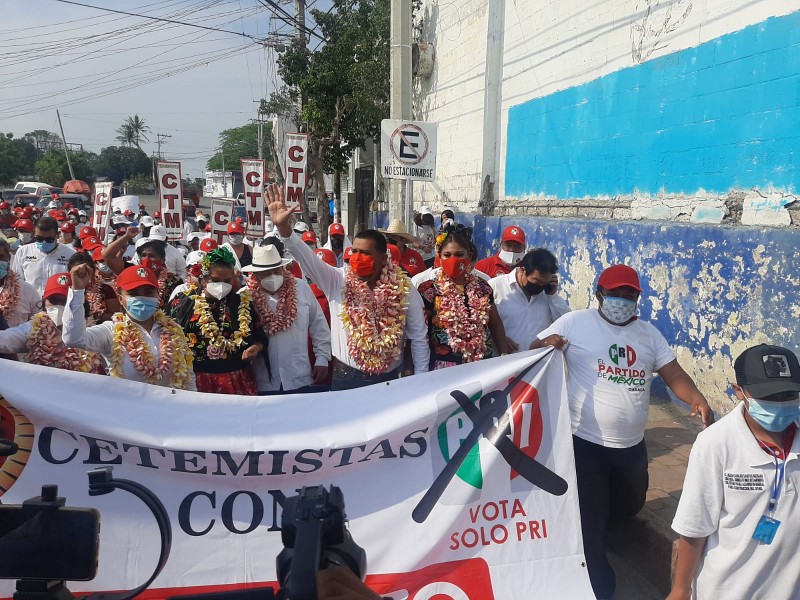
[34,149,96,187]
[23,130,61,154]
[0,134,39,185]
[95,146,152,185]
[124,174,155,195]
[207,121,274,171]
[266,0,390,231]
[116,115,150,149]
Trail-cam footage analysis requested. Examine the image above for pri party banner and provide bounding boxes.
[91,181,113,240]
[241,159,266,238]
[0,351,594,599]
[156,161,184,241]
[284,133,307,211]
[210,197,235,246]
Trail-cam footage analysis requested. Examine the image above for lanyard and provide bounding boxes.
[763,447,786,514]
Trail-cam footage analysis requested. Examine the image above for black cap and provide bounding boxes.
[734,344,800,399]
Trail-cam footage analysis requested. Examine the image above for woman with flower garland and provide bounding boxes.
[0,272,106,374]
[417,231,510,370]
[103,226,183,306]
[62,264,195,390]
[172,247,267,395]
[266,183,429,390]
[241,241,330,393]
[0,238,40,328]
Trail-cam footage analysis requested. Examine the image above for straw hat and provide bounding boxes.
[380,219,415,242]
[241,244,293,272]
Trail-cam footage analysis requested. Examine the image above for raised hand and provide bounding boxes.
[70,263,94,290]
[264,183,297,237]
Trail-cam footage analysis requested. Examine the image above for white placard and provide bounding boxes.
[156,161,183,241]
[284,133,308,211]
[241,158,266,238]
[210,197,235,246]
[91,182,113,240]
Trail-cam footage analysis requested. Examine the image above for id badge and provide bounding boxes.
[752,515,781,544]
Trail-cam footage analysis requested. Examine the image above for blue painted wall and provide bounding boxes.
[505,12,800,199]
[371,211,800,412]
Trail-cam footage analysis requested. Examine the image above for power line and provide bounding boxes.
[256,0,324,40]
[52,0,263,42]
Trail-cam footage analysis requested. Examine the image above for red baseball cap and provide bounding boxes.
[43,272,72,300]
[153,211,161,218]
[315,248,337,267]
[501,226,526,245]
[14,219,33,232]
[387,243,401,264]
[91,246,105,262]
[199,238,219,252]
[79,226,98,240]
[21,207,33,219]
[302,231,317,244]
[60,222,76,234]
[124,209,134,217]
[82,237,103,252]
[228,221,245,235]
[116,265,158,291]
[329,223,345,236]
[343,246,353,263]
[0,202,9,210]
[63,203,72,210]
[597,265,642,292]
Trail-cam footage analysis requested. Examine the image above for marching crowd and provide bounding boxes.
[0,185,798,600]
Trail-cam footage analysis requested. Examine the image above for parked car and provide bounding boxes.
[13,194,41,207]
[0,189,27,202]
[14,181,51,194]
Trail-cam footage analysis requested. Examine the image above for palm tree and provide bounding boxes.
[115,122,135,147]
[126,115,150,149]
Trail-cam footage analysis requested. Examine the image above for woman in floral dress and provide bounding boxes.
[171,247,267,395]
[417,231,509,370]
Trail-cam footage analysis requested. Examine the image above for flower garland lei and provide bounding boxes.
[435,269,491,362]
[0,270,21,318]
[246,271,297,335]
[110,310,193,388]
[340,263,410,374]
[86,273,107,319]
[157,269,180,300]
[191,290,252,359]
[26,312,106,374]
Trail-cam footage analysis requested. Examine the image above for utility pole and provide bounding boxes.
[56,109,76,180]
[389,0,412,222]
[156,133,171,160]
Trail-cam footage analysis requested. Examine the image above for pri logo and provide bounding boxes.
[609,344,637,367]
[511,228,519,236]
[0,397,33,497]
[417,354,567,523]
[137,267,148,279]
[57,274,69,286]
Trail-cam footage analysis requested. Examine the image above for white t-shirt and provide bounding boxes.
[490,270,570,353]
[672,402,800,600]
[538,309,676,448]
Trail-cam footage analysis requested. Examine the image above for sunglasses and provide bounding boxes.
[33,236,57,244]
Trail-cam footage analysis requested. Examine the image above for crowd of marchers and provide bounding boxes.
[0,185,797,600]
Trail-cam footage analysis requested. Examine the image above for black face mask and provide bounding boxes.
[523,281,554,295]
[331,237,343,250]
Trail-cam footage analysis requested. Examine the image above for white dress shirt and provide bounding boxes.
[11,242,76,297]
[489,270,571,353]
[0,320,34,353]
[284,232,429,373]
[251,279,331,392]
[0,277,41,328]
[63,288,196,390]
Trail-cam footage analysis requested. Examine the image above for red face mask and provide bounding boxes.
[141,257,163,274]
[349,252,375,277]
[441,255,470,279]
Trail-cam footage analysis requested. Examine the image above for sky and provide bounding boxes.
[0,0,329,179]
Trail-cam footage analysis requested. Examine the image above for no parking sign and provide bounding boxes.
[381,119,437,181]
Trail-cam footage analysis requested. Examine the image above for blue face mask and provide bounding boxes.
[36,240,57,254]
[747,397,800,432]
[8,239,19,252]
[0,261,8,279]
[125,296,159,321]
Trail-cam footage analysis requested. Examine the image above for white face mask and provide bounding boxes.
[599,295,638,324]
[260,274,284,293]
[498,249,524,267]
[46,305,65,327]
[19,232,32,243]
[205,281,232,300]
[229,234,244,245]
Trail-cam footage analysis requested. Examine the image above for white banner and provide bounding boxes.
[210,197,235,246]
[0,351,593,599]
[241,159,266,238]
[284,133,307,211]
[156,161,183,241]
[111,195,140,217]
[91,182,113,240]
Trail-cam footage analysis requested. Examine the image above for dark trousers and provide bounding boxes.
[572,435,649,600]
[330,360,399,391]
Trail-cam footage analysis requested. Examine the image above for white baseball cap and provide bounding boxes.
[140,216,154,227]
[418,205,432,216]
[149,224,168,241]
[186,250,205,266]
[293,221,309,233]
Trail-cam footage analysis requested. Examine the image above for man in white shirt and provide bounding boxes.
[266,184,429,390]
[242,243,331,393]
[533,264,714,600]
[490,248,569,354]
[669,344,800,600]
[11,216,76,297]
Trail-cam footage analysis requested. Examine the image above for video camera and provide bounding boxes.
[0,433,366,600]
